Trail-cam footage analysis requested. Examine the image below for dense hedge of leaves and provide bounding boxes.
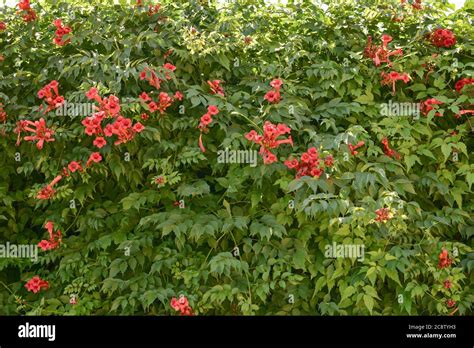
[0,0,473,315]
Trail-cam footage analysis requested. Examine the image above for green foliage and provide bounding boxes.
[0,0,472,316]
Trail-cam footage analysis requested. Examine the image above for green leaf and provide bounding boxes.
[354,92,373,104]
[223,199,232,217]
[405,155,420,172]
[293,249,307,270]
[441,143,452,162]
[366,267,377,285]
[216,53,231,70]
[363,294,374,314]
[340,286,356,302]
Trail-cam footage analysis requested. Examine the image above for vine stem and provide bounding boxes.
[424,290,442,303]
[0,280,14,295]
[201,229,228,269]
[62,204,84,235]
[448,307,459,316]
[229,230,252,305]
[230,111,263,133]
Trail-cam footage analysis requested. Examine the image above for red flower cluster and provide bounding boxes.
[401,0,422,10]
[38,221,62,251]
[17,0,37,22]
[197,105,219,153]
[375,208,392,223]
[170,296,193,316]
[348,140,365,155]
[14,120,28,145]
[93,136,106,148]
[52,19,72,46]
[198,105,219,128]
[284,147,331,179]
[82,117,103,142]
[364,35,403,67]
[69,161,82,172]
[381,137,400,160]
[446,299,456,308]
[443,279,452,289]
[140,67,162,89]
[86,152,102,167]
[38,80,64,114]
[412,0,422,10]
[25,276,49,293]
[246,121,292,164]
[0,22,6,31]
[37,155,92,200]
[174,91,183,101]
[105,116,145,146]
[82,114,102,137]
[162,63,176,80]
[37,175,62,200]
[154,175,166,185]
[324,154,334,167]
[0,103,6,126]
[15,118,55,150]
[84,86,99,100]
[84,88,144,147]
[438,249,453,269]
[86,88,120,117]
[148,4,161,15]
[139,63,175,90]
[454,78,474,92]
[207,80,224,96]
[62,160,83,177]
[264,79,283,104]
[141,91,175,114]
[380,71,410,95]
[429,29,456,48]
[420,98,443,116]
